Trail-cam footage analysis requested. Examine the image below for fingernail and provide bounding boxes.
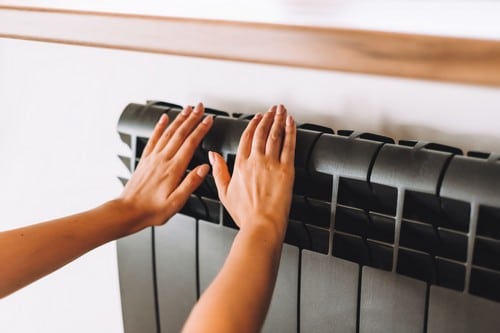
[182,106,192,116]
[268,105,277,114]
[208,151,215,165]
[253,113,262,120]
[159,114,168,123]
[197,164,210,177]
[202,115,213,124]
[277,104,285,115]
[286,115,294,126]
[194,102,204,114]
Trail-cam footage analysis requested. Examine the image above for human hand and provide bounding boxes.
[120,103,213,232]
[209,105,296,239]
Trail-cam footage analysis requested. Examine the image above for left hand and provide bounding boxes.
[119,103,213,231]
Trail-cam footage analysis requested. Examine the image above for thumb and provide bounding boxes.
[168,164,210,215]
[208,151,230,201]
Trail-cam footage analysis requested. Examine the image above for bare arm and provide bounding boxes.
[0,104,213,298]
[182,105,296,333]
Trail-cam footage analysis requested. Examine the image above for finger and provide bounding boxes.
[209,151,231,201]
[252,105,277,155]
[154,105,193,152]
[175,115,214,161]
[265,105,287,159]
[142,113,169,157]
[168,164,210,212]
[280,114,296,165]
[236,113,262,159]
[164,103,205,157]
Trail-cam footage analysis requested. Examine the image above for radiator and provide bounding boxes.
[116,101,500,333]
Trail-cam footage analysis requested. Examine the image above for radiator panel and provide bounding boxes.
[427,285,500,332]
[116,101,500,333]
[300,251,358,332]
[359,266,427,333]
[261,244,299,333]
[155,214,197,333]
[117,229,158,333]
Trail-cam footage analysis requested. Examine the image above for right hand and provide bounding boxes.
[209,105,296,239]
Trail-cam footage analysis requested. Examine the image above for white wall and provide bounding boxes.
[4,0,500,39]
[0,37,499,332]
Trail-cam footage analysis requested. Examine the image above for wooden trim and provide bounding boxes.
[2,5,500,86]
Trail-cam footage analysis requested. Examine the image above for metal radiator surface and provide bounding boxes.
[116,101,500,333]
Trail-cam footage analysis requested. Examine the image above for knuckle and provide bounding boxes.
[183,138,198,150]
[170,197,184,211]
[162,130,173,141]
[240,130,250,140]
[185,175,195,187]
[176,127,188,138]
[255,124,266,134]
[213,168,222,179]
[271,128,283,141]
[177,113,189,122]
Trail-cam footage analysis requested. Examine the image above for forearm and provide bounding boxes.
[0,105,212,299]
[0,199,140,298]
[183,221,285,333]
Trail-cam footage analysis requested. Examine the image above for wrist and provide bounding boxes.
[237,214,288,245]
[105,198,151,237]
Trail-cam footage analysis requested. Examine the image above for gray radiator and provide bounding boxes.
[116,101,500,333]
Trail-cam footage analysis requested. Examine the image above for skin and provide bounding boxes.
[0,103,213,298]
[0,102,297,333]
[182,105,296,333]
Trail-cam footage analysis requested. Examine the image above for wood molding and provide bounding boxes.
[2,5,500,87]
